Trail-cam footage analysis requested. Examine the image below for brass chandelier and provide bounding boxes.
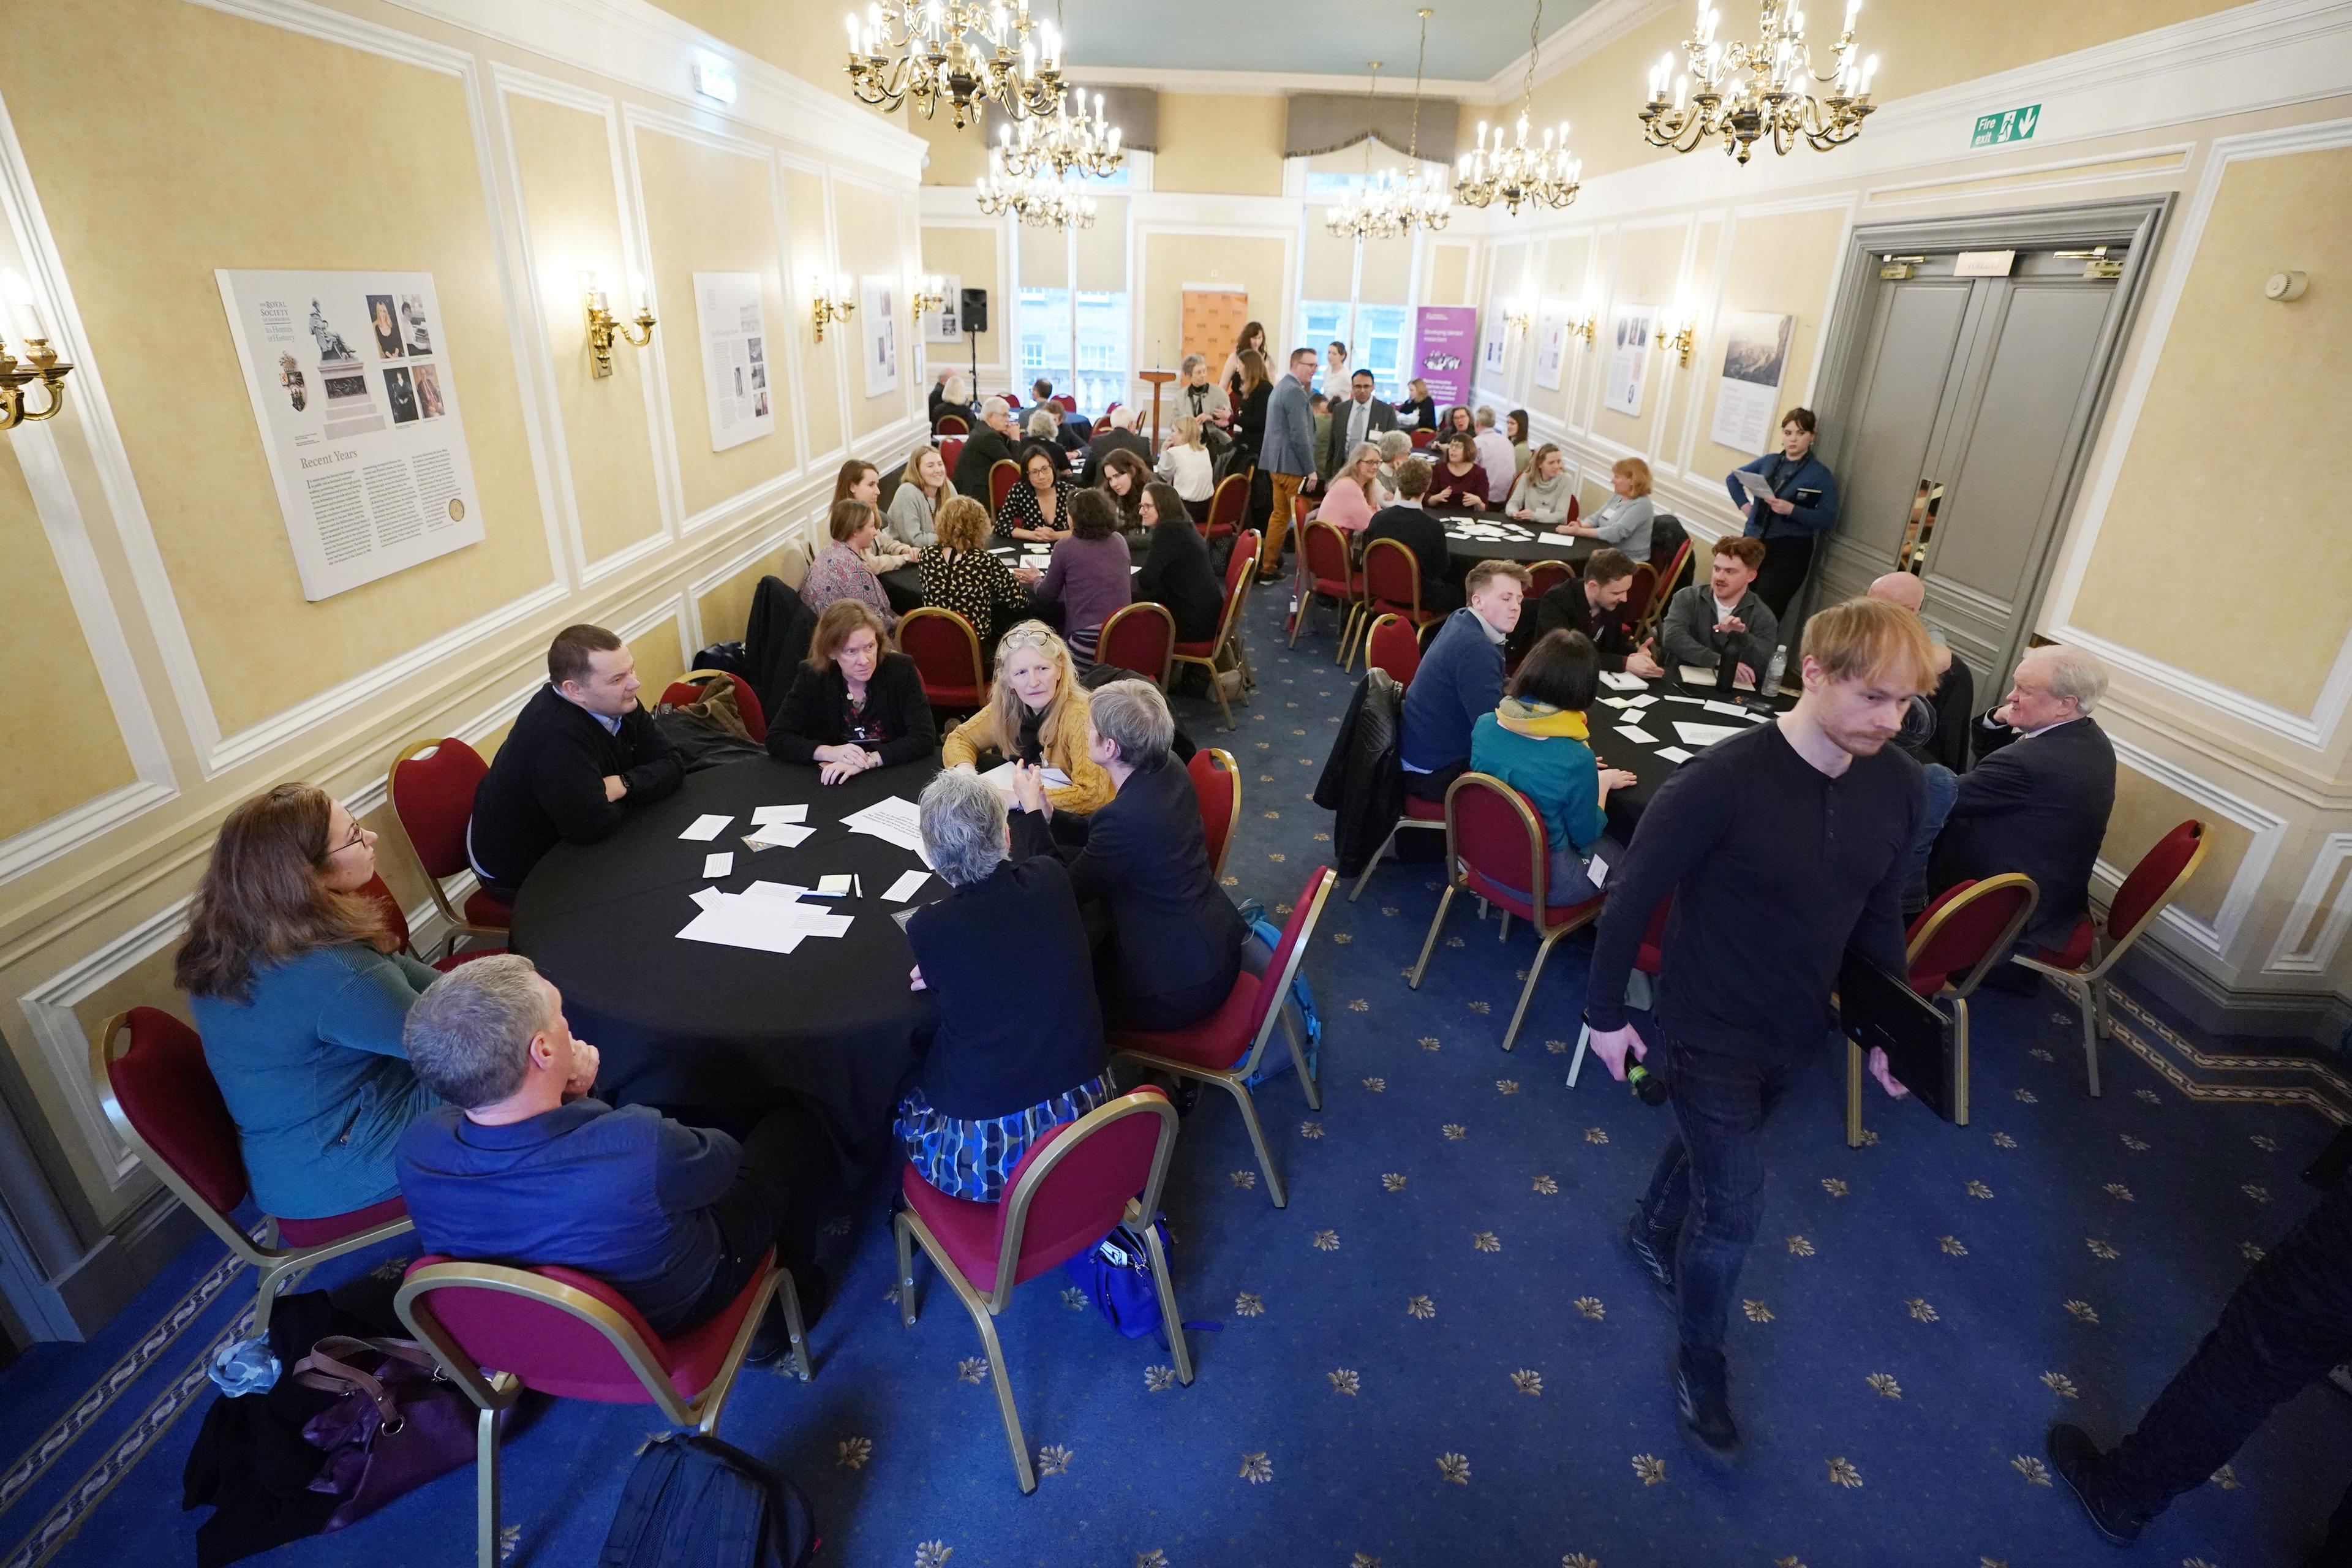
[1638,0,1879,163]
[994,85,1126,181]
[977,159,1098,230]
[844,1,1067,129]
[1453,0,1581,216]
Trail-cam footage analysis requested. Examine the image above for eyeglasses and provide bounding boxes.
[323,821,369,859]
[999,627,1058,651]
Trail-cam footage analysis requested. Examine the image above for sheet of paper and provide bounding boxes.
[1616,726,1659,745]
[690,886,726,911]
[883,869,930,902]
[1673,721,1750,747]
[702,852,734,879]
[978,760,1072,793]
[743,824,815,851]
[812,874,853,897]
[1587,853,1611,889]
[749,804,809,826]
[742,880,811,900]
[891,907,919,931]
[1627,693,1658,708]
[676,906,804,955]
[678,813,732,841]
[1599,697,1635,710]
[1020,554,1052,568]
[1702,699,1752,718]
[1733,467,1777,500]
[1597,671,1648,693]
[1657,745,1695,763]
[1662,695,1706,706]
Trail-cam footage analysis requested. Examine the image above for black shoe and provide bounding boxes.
[2046,1423,2143,1547]
[1675,1345,1740,1459]
[1623,1206,1677,1305]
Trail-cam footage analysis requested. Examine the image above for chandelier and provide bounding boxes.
[995,85,1125,181]
[1453,0,1581,215]
[844,1,1066,129]
[977,158,1098,230]
[1638,0,1879,163]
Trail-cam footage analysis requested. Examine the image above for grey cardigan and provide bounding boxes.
[1506,472,1576,526]
[1655,582,1780,679]
[1585,494,1657,557]
[885,481,943,548]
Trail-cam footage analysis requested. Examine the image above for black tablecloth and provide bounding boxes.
[1583,673,1795,839]
[508,756,944,1148]
[879,544,1141,617]
[1428,507,1596,571]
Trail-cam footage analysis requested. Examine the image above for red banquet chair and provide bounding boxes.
[1362,612,1423,689]
[389,738,511,944]
[2014,820,2208,1098]
[1562,895,1673,1088]
[939,435,966,475]
[1618,562,1662,642]
[1054,394,1077,414]
[1187,746,1242,882]
[97,1008,413,1336]
[934,413,969,435]
[894,1089,1188,1493]
[1289,520,1359,657]
[1111,866,1333,1208]
[899,606,987,710]
[1347,537,1441,673]
[398,1247,807,1567]
[1202,471,1250,543]
[660,668,767,744]
[1095,601,1176,688]
[1845,873,2039,1145]
[358,873,505,971]
[1170,527,1261,731]
[1525,558,1573,603]
[1408,774,1605,1054]
[1409,428,1436,450]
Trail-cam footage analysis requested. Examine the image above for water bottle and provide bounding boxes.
[1764,643,1789,695]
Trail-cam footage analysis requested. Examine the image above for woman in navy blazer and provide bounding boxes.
[1727,405,1841,619]
[1009,678,1246,1029]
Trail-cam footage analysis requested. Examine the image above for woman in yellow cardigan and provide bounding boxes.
[939,620,1115,819]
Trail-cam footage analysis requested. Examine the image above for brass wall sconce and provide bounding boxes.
[1659,311,1697,368]
[811,273,856,341]
[1499,296,1533,336]
[580,271,655,379]
[0,268,72,430]
[910,273,946,321]
[1562,301,1597,345]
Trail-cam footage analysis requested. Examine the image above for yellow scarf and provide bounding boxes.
[1494,697,1589,740]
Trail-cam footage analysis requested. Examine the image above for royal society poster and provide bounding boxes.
[217,270,483,601]
[694,271,774,452]
[1709,312,1794,454]
[1604,304,1653,418]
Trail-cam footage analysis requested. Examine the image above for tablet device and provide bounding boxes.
[1838,952,1959,1121]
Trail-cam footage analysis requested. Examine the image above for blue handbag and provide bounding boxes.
[1234,902,1322,1088]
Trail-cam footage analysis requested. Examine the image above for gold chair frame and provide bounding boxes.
[1343,537,1425,673]
[1169,531,1260,731]
[2011,824,2208,1098]
[898,605,987,707]
[1408,774,1604,1053]
[1287,520,1359,660]
[1111,868,1332,1208]
[893,1091,1189,1493]
[387,739,510,955]
[95,1012,415,1336]
[1097,600,1177,688]
[1844,872,2039,1148]
[1198,746,1242,882]
[396,1255,805,1568]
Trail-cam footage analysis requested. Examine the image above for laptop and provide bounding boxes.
[1838,952,1959,1121]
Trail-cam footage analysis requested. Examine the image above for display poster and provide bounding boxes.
[1604,304,1654,418]
[1409,306,1477,414]
[1479,301,1509,375]
[1709,311,1795,454]
[921,273,963,344]
[694,271,772,452]
[216,270,483,603]
[859,276,900,399]
[1532,302,1570,391]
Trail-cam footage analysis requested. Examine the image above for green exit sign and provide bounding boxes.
[1971,103,2041,148]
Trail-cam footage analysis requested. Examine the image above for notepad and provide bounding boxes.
[811,874,854,897]
[1679,665,1755,692]
[679,813,732,841]
[883,869,931,902]
[743,824,815,851]
[702,853,734,879]
[750,804,809,826]
[978,760,1073,794]
[1702,699,1752,718]
[1657,746,1694,763]
[1597,671,1648,693]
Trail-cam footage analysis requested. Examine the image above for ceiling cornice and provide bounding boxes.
[1067,63,1490,98]
[1474,0,1680,104]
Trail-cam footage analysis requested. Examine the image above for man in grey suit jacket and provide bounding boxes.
[1653,536,1779,687]
[1324,368,1398,474]
[1257,347,1321,579]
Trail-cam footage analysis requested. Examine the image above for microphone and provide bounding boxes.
[1626,1060,1670,1106]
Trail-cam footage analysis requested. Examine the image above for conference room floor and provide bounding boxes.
[7,584,2345,1568]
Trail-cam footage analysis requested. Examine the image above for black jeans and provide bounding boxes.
[2094,1177,2352,1551]
[1634,1038,1795,1355]
[1403,760,1468,803]
[1750,533,1814,620]
[660,1100,831,1336]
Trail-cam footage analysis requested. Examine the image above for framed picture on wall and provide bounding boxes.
[1532,302,1570,391]
[859,276,899,398]
[1604,304,1653,418]
[1709,311,1794,453]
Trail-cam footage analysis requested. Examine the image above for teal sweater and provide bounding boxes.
[1470,712,1608,856]
[189,944,439,1220]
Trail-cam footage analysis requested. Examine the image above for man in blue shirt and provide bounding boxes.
[396,956,828,1352]
[1398,559,1531,802]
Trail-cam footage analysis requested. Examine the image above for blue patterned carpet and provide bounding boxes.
[7,583,2350,1568]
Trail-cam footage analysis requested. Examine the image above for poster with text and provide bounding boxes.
[1409,306,1477,416]
[694,271,773,451]
[1604,304,1654,418]
[1479,301,1509,376]
[921,273,963,344]
[1709,311,1794,454]
[216,270,484,602]
[1532,303,1570,391]
[859,276,900,399]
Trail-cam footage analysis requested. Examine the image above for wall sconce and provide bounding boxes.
[0,267,72,430]
[1659,308,1697,368]
[811,273,855,341]
[580,270,655,379]
[910,273,946,320]
[1500,296,1532,336]
[1563,300,1597,345]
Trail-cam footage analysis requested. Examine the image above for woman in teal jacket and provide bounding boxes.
[1468,630,1638,905]
[177,783,439,1220]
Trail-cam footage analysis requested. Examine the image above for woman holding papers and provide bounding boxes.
[941,621,1115,820]
[1504,445,1576,527]
[767,600,937,784]
[1559,456,1658,559]
[1725,407,1839,618]
[1468,630,1637,907]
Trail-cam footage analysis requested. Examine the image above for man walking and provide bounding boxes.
[1257,347,1321,581]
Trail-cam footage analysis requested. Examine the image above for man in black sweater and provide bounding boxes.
[1523,548,1660,674]
[1360,458,1460,614]
[1583,597,1936,1458]
[469,624,684,894]
[952,398,1021,501]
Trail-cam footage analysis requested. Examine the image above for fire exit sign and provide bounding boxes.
[1971,103,2041,147]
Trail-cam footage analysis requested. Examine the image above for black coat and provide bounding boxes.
[1899,656,1977,774]
[1526,580,1634,671]
[952,424,1019,501]
[1014,755,1245,1019]
[470,685,682,887]
[1313,670,1407,877]
[743,575,815,719]
[1233,383,1271,463]
[1134,519,1224,643]
[1931,714,2117,951]
[764,652,938,768]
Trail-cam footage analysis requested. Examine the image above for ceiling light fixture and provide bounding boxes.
[1638,0,1879,163]
[1453,0,1581,216]
[845,1,1066,129]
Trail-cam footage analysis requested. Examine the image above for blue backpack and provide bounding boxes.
[601,1433,816,1568]
[1234,901,1322,1089]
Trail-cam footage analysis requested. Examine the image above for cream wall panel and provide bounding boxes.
[1156,94,1286,196]
[647,0,865,103]
[1300,222,1356,303]
[1591,222,1684,454]
[781,167,847,461]
[0,0,556,741]
[1424,241,1472,306]
[1657,218,1720,464]
[1357,234,1414,306]
[1139,231,1291,378]
[506,92,669,568]
[2069,143,2352,712]
[834,177,910,439]
[0,449,138,840]
[911,107,991,187]
[2105,764,2255,929]
[634,123,799,514]
[918,224,1004,369]
[1687,205,1848,483]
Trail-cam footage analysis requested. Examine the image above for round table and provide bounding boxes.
[508,755,944,1149]
[878,543,1142,617]
[1427,507,1597,572]
[1582,674,1795,839]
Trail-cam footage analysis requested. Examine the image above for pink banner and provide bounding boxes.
[1411,306,1478,411]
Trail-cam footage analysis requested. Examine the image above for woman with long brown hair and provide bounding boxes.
[1219,319,1267,401]
[1232,348,1273,467]
[176,783,440,1220]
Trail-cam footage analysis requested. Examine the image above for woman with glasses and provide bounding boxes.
[940,620,1114,821]
[175,784,446,1223]
[996,444,1078,544]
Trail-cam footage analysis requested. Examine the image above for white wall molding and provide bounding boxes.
[616,589,696,676]
[2266,834,2352,978]
[1862,142,2196,208]
[1477,0,1679,103]
[1066,64,1490,99]
[2103,734,2290,962]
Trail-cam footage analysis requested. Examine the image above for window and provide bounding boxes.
[1356,304,1410,401]
[1300,300,1348,344]
[1020,337,1047,371]
[1017,287,1072,401]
